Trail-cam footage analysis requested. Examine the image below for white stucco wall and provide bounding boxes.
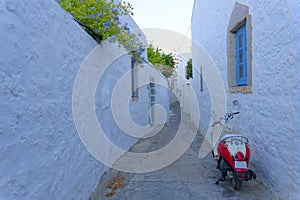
[95,52,169,149]
[172,54,193,115]
[0,0,169,199]
[192,0,300,199]
[0,1,102,199]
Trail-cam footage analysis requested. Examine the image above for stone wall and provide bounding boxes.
[0,0,169,199]
[191,0,300,199]
[0,1,102,199]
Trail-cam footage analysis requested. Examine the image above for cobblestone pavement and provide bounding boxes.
[90,101,276,200]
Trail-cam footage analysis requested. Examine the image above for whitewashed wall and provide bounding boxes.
[173,54,193,115]
[0,1,102,199]
[192,0,300,199]
[0,0,169,199]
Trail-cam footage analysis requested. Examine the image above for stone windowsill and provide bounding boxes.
[229,85,252,94]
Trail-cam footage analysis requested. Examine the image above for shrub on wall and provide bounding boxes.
[147,44,176,78]
[186,58,193,80]
[59,0,144,61]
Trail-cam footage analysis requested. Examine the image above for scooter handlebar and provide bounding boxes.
[224,112,239,121]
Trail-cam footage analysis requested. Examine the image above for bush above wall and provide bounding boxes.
[147,44,176,78]
[59,0,145,62]
[185,58,193,80]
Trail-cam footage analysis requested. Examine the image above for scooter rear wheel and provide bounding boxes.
[231,177,243,190]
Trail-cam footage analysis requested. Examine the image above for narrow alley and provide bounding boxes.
[1,1,299,199]
[89,99,275,200]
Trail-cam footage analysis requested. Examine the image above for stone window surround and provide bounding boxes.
[227,3,253,94]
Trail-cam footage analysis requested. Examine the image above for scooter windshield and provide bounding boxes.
[222,135,249,144]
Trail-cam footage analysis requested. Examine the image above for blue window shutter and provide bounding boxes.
[131,57,136,97]
[236,24,247,86]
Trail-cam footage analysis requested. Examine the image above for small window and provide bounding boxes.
[200,65,203,92]
[149,77,156,124]
[131,57,139,101]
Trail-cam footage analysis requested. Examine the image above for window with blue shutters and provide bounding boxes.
[227,3,252,93]
[149,78,156,124]
[131,57,139,101]
[236,24,247,86]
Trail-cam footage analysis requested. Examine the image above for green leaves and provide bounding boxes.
[59,0,144,61]
[186,58,193,80]
[147,44,176,78]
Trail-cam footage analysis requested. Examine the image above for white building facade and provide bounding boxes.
[191,0,300,199]
[0,0,169,199]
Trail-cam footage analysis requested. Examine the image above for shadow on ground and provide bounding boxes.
[89,101,275,200]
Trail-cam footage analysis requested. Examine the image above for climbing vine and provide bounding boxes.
[59,0,145,61]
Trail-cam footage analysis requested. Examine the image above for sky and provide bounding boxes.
[126,0,194,38]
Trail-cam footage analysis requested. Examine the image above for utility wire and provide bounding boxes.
[176,25,191,52]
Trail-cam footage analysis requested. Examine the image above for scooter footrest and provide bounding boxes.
[246,170,256,180]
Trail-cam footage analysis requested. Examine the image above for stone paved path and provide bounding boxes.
[90,101,276,200]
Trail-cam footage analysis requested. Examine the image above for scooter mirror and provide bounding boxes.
[232,100,240,111]
[233,100,239,106]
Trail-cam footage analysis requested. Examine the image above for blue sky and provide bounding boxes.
[127,0,194,37]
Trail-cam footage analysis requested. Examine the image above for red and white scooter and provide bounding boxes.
[212,111,256,190]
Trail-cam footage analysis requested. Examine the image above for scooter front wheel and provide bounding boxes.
[231,177,243,190]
